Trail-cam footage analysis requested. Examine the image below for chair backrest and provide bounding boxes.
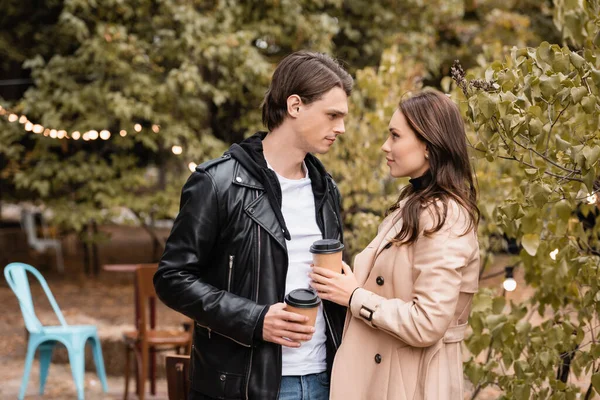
[21,211,41,250]
[3,262,67,333]
[135,263,159,336]
[166,355,190,400]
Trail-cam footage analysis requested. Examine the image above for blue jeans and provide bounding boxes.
[278,372,330,400]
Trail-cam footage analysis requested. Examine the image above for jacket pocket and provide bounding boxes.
[395,346,418,400]
[227,255,235,292]
[191,326,249,399]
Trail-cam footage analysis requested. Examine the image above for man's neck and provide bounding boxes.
[262,127,307,180]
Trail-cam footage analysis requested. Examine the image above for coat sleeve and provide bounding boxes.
[153,170,266,347]
[349,202,477,347]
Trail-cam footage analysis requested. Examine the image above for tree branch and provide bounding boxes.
[545,101,571,156]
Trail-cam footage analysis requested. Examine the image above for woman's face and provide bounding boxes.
[381,109,429,179]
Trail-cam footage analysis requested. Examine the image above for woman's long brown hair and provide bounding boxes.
[387,90,479,245]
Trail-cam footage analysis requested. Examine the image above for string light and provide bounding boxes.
[2,105,197,180]
[503,266,517,292]
[0,105,162,142]
[587,193,598,205]
[549,248,559,260]
[172,145,183,155]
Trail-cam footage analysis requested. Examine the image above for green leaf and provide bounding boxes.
[583,146,600,168]
[536,42,552,63]
[516,320,531,335]
[581,96,597,114]
[539,75,561,99]
[570,86,587,104]
[528,118,543,137]
[477,92,496,119]
[555,135,571,152]
[539,351,552,368]
[555,200,572,221]
[521,233,540,256]
[485,314,507,330]
[583,168,596,193]
[592,373,600,394]
[492,296,506,314]
[570,52,586,69]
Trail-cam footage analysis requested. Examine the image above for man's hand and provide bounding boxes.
[262,303,315,348]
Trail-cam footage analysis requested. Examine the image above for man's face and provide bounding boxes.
[291,87,348,154]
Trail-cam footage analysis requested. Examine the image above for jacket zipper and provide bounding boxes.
[195,322,251,347]
[245,190,261,399]
[323,307,339,348]
[227,255,235,292]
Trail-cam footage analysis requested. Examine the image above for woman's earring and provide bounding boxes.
[425,153,429,160]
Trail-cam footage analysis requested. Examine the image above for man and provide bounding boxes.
[154,51,352,400]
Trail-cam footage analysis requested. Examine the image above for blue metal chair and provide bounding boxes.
[4,262,109,400]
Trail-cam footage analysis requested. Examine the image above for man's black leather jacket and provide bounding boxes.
[154,132,346,400]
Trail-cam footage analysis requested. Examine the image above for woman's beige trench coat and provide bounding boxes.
[330,201,480,400]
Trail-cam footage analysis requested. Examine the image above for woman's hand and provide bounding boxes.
[309,261,359,307]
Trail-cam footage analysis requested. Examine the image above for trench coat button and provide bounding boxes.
[219,374,226,381]
[375,354,382,364]
[376,276,384,286]
[235,176,243,183]
[248,208,255,214]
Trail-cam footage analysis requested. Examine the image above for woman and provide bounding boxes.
[310,90,480,400]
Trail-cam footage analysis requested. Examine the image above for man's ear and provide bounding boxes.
[287,95,302,118]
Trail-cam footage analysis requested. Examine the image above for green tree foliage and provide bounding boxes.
[452,0,600,397]
[0,0,343,235]
[0,0,558,238]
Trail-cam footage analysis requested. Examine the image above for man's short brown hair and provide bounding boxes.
[261,51,353,131]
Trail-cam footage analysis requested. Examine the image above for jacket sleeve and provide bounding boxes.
[154,170,266,347]
[349,202,477,347]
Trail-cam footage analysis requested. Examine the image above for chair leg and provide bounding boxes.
[123,345,131,400]
[90,336,109,392]
[39,341,55,394]
[136,343,147,400]
[18,340,37,400]
[66,344,85,400]
[150,347,156,395]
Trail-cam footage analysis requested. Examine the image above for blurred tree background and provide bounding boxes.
[1,0,600,397]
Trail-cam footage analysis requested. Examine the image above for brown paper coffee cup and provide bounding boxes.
[285,288,321,328]
[312,251,343,274]
[285,304,318,327]
[310,239,344,274]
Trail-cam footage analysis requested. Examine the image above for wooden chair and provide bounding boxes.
[166,354,191,400]
[123,264,192,400]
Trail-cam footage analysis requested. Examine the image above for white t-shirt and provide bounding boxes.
[268,162,327,376]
